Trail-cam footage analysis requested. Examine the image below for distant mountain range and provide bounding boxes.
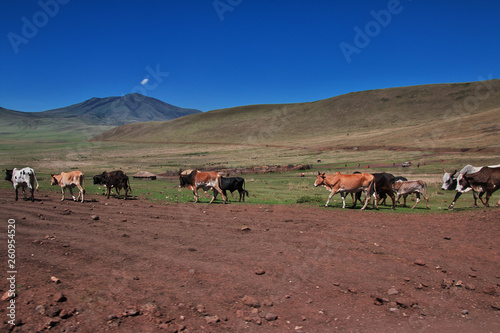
[1,93,201,126]
[0,94,201,141]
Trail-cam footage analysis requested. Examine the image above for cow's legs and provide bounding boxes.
[361,190,370,210]
[68,187,77,201]
[14,187,19,201]
[472,191,479,207]
[411,193,421,209]
[479,191,490,207]
[115,188,121,199]
[448,191,462,210]
[340,192,347,208]
[76,184,84,202]
[124,188,128,200]
[30,186,35,202]
[193,189,199,203]
[61,187,66,201]
[210,186,226,204]
[325,190,336,207]
[372,191,379,209]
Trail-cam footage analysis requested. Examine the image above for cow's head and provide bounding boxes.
[441,169,458,191]
[314,172,326,187]
[5,169,13,181]
[179,170,196,188]
[93,175,104,185]
[50,174,59,186]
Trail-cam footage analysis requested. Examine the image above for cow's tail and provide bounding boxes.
[243,179,249,198]
[127,177,132,193]
[32,170,40,191]
[81,174,86,194]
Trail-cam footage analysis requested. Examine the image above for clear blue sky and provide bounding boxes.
[1,0,499,112]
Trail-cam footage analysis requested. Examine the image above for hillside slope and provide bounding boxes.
[93,80,500,150]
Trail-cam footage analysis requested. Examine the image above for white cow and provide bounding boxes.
[5,167,39,201]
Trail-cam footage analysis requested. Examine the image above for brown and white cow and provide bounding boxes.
[393,180,429,209]
[179,170,227,203]
[456,166,500,207]
[313,171,377,210]
[50,171,85,202]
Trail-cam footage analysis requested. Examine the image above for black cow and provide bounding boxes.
[93,170,131,199]
[354,173,396,209]
[212,177,249,202]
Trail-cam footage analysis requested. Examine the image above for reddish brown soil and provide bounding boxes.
[0,188,499,332]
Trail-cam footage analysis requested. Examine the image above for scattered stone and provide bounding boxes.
[414,260,426,266]
[44,318,60,328]
[388,288,399,295]
[441,279,454,289]
[196,304,206,315]
[264,312,278,321]
[59,309,73,319]
[465,284,476,290]
[204,315,220,324]
[348,288,357,294]
[53,292,67,302]
[483,286,498,296]
[122,233,130,238]
[1,291,14,301]
[491,302,500,311]
[396,298,416,309]
[121,218,128,222]
[333,282,341,286]
[50,276,61,284]
[245,315,262,325]
[35,304,47,315]
[91,215,99,220]
[46,306,61,318]
[123,307,140,317]
[241,226,251,232]
[242,295,261,308]
[461,309,469,315]
[254,268,266,275]
[455,280,464,287]
[140,302,159,315]
[262,299,274,307]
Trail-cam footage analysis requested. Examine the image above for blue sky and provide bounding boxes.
[1,0,499,112]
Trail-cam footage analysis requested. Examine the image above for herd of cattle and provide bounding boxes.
[4,164,500,210]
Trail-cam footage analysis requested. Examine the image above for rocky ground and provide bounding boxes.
[0,188,499,332]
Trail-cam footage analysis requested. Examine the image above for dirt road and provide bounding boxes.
[0,188,499,332]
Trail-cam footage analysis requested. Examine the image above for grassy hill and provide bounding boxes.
[93,80,500,150]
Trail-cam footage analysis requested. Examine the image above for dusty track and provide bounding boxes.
[0,188,499,332]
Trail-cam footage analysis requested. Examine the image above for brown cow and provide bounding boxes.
[179,170,227,203]
[456,166,500,207]
[50,171,85,203]
[313,171,377,210]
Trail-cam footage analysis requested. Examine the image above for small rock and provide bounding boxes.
[91,215,99,220]
[491,302,500,311]
[441,279,454,289]
[414,260,426,266]
[50,276,61,284]
[465,284,476,290]
[241,226,251,232]
[461,309,469,315]
[44,318,60,328]
[1,291,14,301]
[46,306,61,318]
[59,309,73,319]
[120,218,128,222]
[264,312,278,321]
[204,315,220,324]
[140,302,159,315]
[196,304,206,314]
[254,268,266,275]
[35,304,46,315]
[348,288,357,294]
[242,295,261,308]
[387,288,399,295]
[483,286,498,296]
[262,299,274,307]
[53,292,66,302]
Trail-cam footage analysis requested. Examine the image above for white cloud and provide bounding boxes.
[140,78,149,86]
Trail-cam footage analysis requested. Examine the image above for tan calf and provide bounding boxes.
[51,171,85,203]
